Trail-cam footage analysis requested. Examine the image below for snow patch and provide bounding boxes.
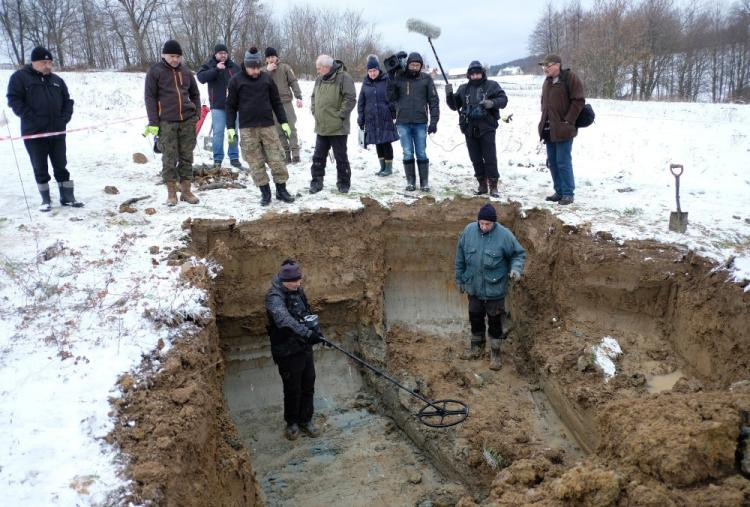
[592,336,623,381]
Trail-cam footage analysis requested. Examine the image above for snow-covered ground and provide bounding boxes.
[0,70,748,504]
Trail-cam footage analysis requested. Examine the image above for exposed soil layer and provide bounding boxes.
[112,196,749,505]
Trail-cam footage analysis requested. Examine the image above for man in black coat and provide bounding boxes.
[6,46,82,211]
[196,43,242,169]
[446,61,508,198]
[265,260,324,440]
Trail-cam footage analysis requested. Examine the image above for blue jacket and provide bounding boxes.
[455,222,526,300]
[357,70,399,146]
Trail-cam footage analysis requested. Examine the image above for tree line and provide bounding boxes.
[0,0,384,78]
[529,0,750,102]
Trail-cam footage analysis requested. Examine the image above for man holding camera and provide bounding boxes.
[266,260,324,441]
[386,52,439,192]
[446,61,508,198]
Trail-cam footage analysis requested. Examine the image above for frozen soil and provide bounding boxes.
[110,196,749,506]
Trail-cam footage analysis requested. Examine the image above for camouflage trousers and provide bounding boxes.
[159,117,197,183]
[274,101,299,155]
[239,126,289,187]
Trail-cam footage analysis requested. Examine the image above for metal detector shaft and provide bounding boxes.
[427,38,449,85]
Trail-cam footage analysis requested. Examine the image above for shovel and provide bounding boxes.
[668,164,688,233]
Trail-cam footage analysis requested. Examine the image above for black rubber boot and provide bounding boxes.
[417,159,430,192]
[403,159,416,191]
[260,184,272,206]
[488,178,499,198]
[377,158,386,175]
[474,178,488,195]
[275,182,295,203]
[379,160,393,177]
[58,181,84,207]
[38,183,51,212]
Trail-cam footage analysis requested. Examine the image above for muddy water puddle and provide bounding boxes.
[646,369,685,394]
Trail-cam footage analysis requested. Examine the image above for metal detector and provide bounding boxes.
[304,315,469,428]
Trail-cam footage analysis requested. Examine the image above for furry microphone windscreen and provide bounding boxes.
[406,18,441,39]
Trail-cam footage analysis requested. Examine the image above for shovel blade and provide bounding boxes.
[669,212,688,233]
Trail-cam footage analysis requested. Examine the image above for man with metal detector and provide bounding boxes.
[455,204,526,370]
[386,51,439,192]
[265,260,324,440]
[446,61,508,198]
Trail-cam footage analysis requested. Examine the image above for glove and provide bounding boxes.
[427,124,437,134]
[502,113,514,123]
[306,329,324,345]
[445,84,453,95]
[143,125,159,137]
[480,99,494,109]
[509,270,522,281]
[281,123,291,138]
[227,128,236,144]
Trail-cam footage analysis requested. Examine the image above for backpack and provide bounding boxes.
[562,70,595,128]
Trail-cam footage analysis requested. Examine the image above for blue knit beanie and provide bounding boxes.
[366,54,380,70]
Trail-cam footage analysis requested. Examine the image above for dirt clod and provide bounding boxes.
[104,185,119,194]
[132,152,148,164]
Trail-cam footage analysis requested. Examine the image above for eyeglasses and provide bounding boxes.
[543,62,558,69]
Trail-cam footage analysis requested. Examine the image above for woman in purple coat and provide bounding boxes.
[357,55,399,176]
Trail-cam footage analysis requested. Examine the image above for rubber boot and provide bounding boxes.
[474,178,488,195]
[300,420,320,438]
[460,334,485,360]
[403,159,416,191]
[417,159,430,192]
[377,158,386,175]
[179,180,200,204]
[58,181,84,207]
[489,338,502,370]
[38,183,52,212]
[488,178,499,198]
[260,184,272,206]
[379,160,393,177]
[166,181,178,206]
[286,423,299,441]
[275,182,295,203]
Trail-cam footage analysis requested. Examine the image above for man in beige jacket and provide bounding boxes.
[264,47,304,163]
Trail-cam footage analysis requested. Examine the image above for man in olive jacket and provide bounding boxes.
[537,54,584,206]
[455,204,526,370]
[264,47,304,163]
[309,54,356,194]
[144,40,201,206]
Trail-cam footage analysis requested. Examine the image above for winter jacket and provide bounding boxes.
[144,59,200,125]
[356,70,399,145]
[311,60,357,136]
[266,275,314,362]
[386,70,439,127]
[538,69,585,143]
[6,65,74,136]
[225,65,287,129]
[447,73,507,137]
[196,57,241,110]
[263,62,303,104]
[455,222,526,300]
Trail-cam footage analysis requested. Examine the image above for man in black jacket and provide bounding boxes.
[446,61,508,198]
[196,43,242,169]
[6,46,82,211]
[226,48,294,206]
[387,52,439,192]
[266,260,324,440]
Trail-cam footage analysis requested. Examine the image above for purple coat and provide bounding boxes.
[357,71,399,145]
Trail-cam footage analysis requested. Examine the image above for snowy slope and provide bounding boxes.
[0,70,748,504]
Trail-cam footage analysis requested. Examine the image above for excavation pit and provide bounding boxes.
[113,197,750,506]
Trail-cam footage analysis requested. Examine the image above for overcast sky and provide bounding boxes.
[270,0,571,70]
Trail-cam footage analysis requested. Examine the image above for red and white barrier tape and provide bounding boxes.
[0,115,148,142]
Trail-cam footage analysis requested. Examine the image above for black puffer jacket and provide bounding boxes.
[265,276,313,362]
[386,70,439,127]
[6,65,74,135]
[446,73,507,136]
[225,65,287,129]
[196,57,241,110]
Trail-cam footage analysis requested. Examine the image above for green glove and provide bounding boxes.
[281,123,291,138]
[227,128,236,144]
[143,125,159,137]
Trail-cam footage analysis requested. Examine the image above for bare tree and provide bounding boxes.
[0,0,27,64]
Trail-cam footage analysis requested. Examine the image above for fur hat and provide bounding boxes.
[366,54,380,70]
[244,47,262,67]
[30,46,53,62]
[162,40,182,56]
[477,204,497,222]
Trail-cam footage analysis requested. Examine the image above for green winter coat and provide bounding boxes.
[455,222,526,300]
[311,60,356,136]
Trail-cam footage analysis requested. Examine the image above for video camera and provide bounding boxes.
[384,51,407,75]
